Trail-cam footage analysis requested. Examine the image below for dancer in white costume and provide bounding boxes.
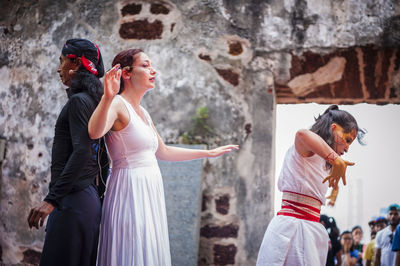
[257,105,364,266]
[88,49,238,266]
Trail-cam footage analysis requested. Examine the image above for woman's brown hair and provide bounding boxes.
[111,48,143,93]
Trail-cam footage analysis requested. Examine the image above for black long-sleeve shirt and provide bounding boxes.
[44,92,98,207]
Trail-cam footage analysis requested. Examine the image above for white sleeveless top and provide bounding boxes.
[278,145,330,204]
[105,95,158,169]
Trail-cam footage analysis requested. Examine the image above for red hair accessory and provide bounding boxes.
[81,54,98,76]
[66,54,78,59]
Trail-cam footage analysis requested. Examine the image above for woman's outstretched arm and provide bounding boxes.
[88,65,121,139]
[151,123,238,161]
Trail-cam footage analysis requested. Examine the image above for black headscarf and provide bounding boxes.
[62,38,104,78]
[62,38,104,103]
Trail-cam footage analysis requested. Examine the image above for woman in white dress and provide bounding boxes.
[256,105,365,266]
[88,49,238,266]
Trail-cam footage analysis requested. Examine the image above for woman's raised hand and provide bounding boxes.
[208,145,239,158]
[323,156,355,187]
[104,64,122,100]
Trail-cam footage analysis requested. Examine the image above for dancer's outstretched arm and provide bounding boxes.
[295,129,354,187]
[295,129,339,160]
[89,65,121,139]
[151,123,238,161]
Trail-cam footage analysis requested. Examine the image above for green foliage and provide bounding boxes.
[181,106,214,144]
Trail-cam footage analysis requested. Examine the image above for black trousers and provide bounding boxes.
[40,185,101,266]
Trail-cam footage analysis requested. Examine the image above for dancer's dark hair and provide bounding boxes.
[310,105,366,149]
[111,48,144,93]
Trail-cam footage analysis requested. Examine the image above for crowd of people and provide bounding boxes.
[320,204,400,266]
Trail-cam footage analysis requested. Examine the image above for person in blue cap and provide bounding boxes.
[27,38,106,266]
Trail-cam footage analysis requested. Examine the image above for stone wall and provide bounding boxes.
[275,45,400,104]
[0,0,399,265]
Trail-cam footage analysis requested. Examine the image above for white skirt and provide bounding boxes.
[97,166,171,266]
[257,215,329,266]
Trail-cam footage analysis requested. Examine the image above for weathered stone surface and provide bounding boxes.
[215,68,240,86]
[150,3,170,14]
[200,223,239,238]
[118,1,181,41]
[22,249,41,265]
[121,3,142,16]
[275,46,400,104]
[228,41,243,56]
[120,19,163,39]
[382,15,400,48]
[288,56,346,97]
[215,194,230,215]
[214,244,237,265]
[198,53,212,61]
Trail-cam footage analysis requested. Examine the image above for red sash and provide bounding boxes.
[277,191,322,222]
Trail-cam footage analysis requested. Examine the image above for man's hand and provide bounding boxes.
[27,201,55,229]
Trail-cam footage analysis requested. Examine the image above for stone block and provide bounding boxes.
[119,20,163,40]
[215,68,240,86]
[200,224,239,239]
[22,249,41,265]
[121,3,142,16]
[215,194,230,215]
[150,3,170,14]
[213,244,237,265]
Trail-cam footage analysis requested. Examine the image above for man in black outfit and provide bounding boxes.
[27,38,107,266]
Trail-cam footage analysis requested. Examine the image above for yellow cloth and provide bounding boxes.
[364,239,375,265]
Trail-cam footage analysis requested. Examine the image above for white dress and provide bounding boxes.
[97,95,171,266]
[257,145,330,266]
